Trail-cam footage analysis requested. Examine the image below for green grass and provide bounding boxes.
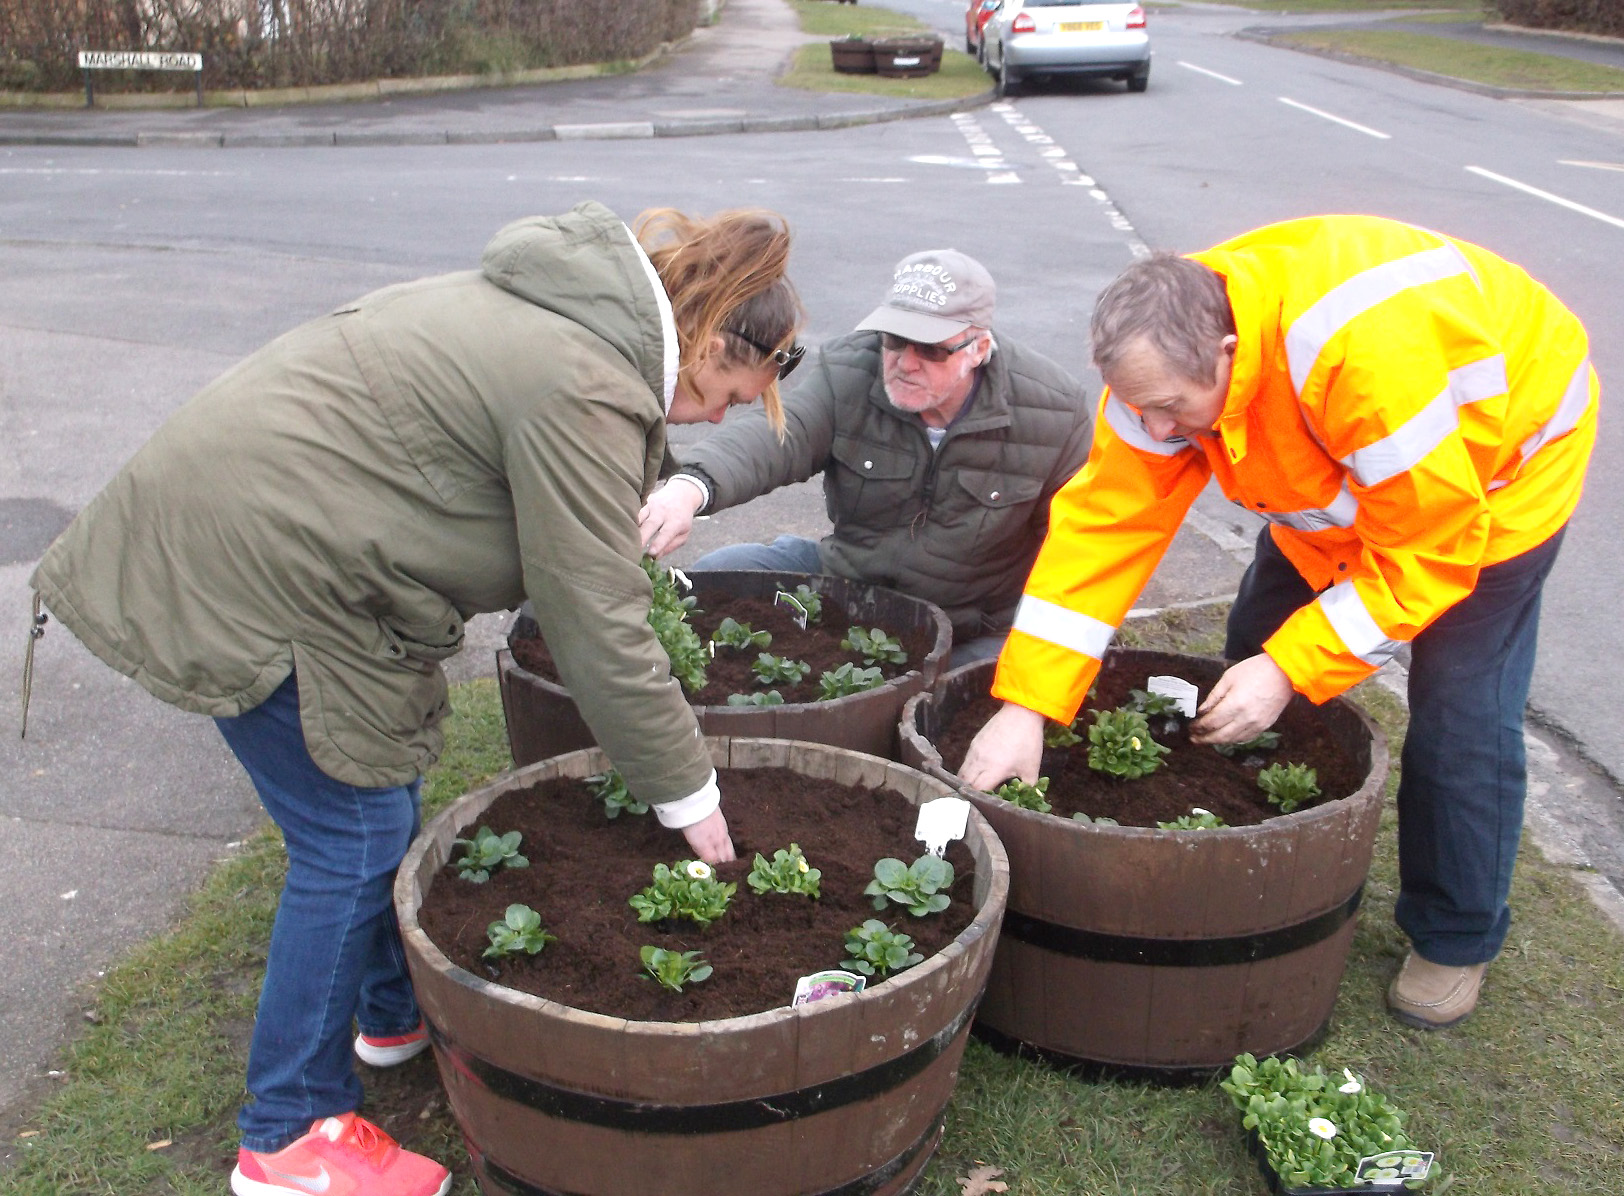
[780,0,994,100]
[1219,0,1484,12]
[6,649,1624,1194]
[1274,28,1624,91]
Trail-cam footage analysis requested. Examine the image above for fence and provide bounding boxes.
[0,0,702,94]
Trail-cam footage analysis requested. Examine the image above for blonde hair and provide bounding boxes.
[635,207,803,433]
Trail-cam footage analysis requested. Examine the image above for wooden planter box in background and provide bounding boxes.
[871,37,943,79]
[499,571,953,766]
[899,651,1390,1079]
[830,37,876,74]
[397,738,1010,1196]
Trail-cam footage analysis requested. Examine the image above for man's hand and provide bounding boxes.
[959,702,1047,792]
[680,808,736,863]
[639,478,706,558]
[1189,653,1295,745]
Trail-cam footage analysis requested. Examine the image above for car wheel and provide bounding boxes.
[1127,64,1150,92]
[997,55,1021,97]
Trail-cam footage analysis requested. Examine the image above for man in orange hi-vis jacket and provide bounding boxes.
[961,214,1598,1030]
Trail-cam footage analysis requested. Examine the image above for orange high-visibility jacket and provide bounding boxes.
[994,215,1599,720]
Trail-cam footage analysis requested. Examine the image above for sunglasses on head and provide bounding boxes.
[726,326,805,380]
[879,331,980,362]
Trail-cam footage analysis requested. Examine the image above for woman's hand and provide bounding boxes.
[681,808,736,863]
[639,479,706,558]
[1189,654,1295,745]
[959,702,1047,792]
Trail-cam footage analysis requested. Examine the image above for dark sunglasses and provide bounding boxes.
[879,331,980,362]
[726,326,805,380]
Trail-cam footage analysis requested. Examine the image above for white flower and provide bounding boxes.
[1192,807,1212,818]
[685,860,713,880]
[1308,1118,1338,1140]
[1129,737,1142,750]
[669,566,692,591]
[798,858,809,873]
[1340,1068,1363,1094]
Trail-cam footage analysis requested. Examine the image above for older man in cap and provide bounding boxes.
[639,249,1093,664]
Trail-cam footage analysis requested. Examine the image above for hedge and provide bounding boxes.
[0,0,702,93]
[1495,0,1624,39]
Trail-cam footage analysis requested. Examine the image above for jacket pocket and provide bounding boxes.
[376,605,466,665]
[829,435,919,524]
[948,468,1045,545]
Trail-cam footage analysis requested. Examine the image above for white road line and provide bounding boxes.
[1466,166,1624,231]
[1178,61,1242,85]
[992,102,1148,256]
[1277,97,1390,140]
[0,167,237,177]
[1558,159,1624,174]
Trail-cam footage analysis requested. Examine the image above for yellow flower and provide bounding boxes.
[1129,737,1141,750]
[798,858,809,873]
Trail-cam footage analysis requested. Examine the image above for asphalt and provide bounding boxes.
[2,1,1622,148]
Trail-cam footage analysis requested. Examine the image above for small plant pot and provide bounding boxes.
[830,37,877,74]
[499,571,952,766]
[870,36,944,79]
[898,650,1389,1078]
[397,737,1010,1196]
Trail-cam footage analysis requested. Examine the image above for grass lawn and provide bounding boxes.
[4,608,1623,1194]
[1272,28,1624,92]
[780,0,994,101]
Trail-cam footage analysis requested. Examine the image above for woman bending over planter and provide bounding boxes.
[27,201,802,1196]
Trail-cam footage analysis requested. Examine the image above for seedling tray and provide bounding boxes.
[1247,1131,1411,1195]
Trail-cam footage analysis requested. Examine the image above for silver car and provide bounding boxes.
[981,0,1151,96]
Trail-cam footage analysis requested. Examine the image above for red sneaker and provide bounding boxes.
[354,1021,430,1067]
[230,1113,451,1196]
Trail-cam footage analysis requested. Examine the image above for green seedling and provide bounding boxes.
[1044,719,1083,748]
[842,625,907,667]
[586,768,647,820]
[453,825,529,883]
[841,919,923,977]
[1071,812,1120,825]
[1213,729,1283,758]
[864,854,954,916]
[727,690,785,707]
[711,617,770,651]
[1158,807,1227,830]
[994,776,1052,814]
[816,662,886,700]
[746,843,821,898]
[1257,762,1321,814]
[641,555,707,692]
[483,904,556,959]
[628,859,736,927]
[774,584,823,627]
[752,652,811,687]
[1087,707,1170,779]
[640,946,712,993]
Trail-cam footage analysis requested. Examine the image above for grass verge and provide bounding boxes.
[5,643,1624,1194]
[1271,28,1624,91]
[780,0,993,100]
[1217,1,1484,12]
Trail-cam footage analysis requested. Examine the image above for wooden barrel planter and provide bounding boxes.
[898,650,1389,1079]
[397,738,1009,1196]
[498,571,952,767]
[830,37,877,74]
[871,37,944,79]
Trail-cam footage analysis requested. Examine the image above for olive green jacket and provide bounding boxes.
[681,331,1093,641]
[32,201,713,802]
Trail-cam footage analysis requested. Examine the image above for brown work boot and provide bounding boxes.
[1386,952,1488,1029]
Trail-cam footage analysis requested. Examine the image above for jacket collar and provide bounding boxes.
[627,230,679,413]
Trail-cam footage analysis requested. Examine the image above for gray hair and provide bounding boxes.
[1090,252,1236,384]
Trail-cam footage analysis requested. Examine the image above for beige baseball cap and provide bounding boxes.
[855,249,996,343]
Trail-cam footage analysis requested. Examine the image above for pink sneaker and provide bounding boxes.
[230,1113,451,1196]
[354,1021,431,1067]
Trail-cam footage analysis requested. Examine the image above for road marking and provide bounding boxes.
[836,177,910,183]
[1558,159,1624,174]
[1466,166,1624,231]
[1178,61,1242,85]
[908,153,1014,171]
[991,102,1148,256]
[946,111,1018,182]
[0,167,236,177]
[1278,97,1391,140]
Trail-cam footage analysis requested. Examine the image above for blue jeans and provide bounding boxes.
[1226,525,1566,967]
[215,673,423,1152]
[693,535,1005,667]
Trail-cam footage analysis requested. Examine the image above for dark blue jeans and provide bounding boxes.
[1226,525,1566,966]
[215,672,423,1152]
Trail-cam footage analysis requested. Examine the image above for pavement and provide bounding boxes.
[4,0,1624,1154]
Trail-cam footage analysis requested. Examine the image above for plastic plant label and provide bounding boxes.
[1355,1151,1433,1186]
[793,969,866,1006]
[1147,675,1198,718]
[775,591,809,630]
[915,797,971,857]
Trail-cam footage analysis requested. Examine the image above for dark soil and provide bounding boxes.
[509,595,933,706]
[416,767,977,1023]
[931,650,1368,829]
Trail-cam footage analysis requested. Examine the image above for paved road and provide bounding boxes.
[3,0,1624,1141]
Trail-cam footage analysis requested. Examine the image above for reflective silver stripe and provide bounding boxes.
[1519,356,1594,463]
[1011,596,1116,661]
[1103,395,1194,458]
[1318,581,1401,668]
[1261,484,1359,533]
[1339,356,1507,487]
[1286,246,1469,394]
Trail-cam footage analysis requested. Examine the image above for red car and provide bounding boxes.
[965,0,1000,54]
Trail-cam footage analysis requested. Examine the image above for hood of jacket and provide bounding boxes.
[482,200,670,405]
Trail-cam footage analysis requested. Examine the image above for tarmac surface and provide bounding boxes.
[3,0,1624,1148]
